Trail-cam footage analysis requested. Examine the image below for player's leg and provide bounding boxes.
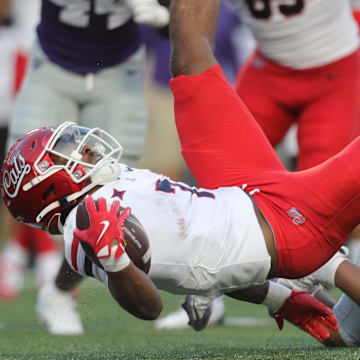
[80,47,148,168]
[322,251,360,347]
[7,40,79,147]
[37,259,84,335]
[331,294,360,347]
[171,64,287,189]
[169,1,286,189]
[296,49,360,170]
[0,223,62,300]
[0,127,26,300]
[235,52,295,148]
[0,224,28,300]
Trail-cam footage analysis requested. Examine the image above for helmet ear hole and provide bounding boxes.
[42,184,55,201]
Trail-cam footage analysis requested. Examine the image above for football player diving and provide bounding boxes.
[3,0,360,345]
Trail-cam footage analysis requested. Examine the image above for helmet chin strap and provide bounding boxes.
[36,163,121,225]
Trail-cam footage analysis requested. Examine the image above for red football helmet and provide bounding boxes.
[1,122,123,234]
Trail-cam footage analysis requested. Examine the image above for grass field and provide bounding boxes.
[0,274,360,360]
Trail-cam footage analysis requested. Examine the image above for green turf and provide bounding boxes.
[0,275,359,360]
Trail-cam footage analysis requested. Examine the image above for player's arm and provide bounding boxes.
[226,281,338,343]
[169,0,219,77]
[74,196,163,321]
[107,263,162,320]
[55,258,84,291]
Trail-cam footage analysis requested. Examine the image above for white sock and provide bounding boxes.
[262,281,292,311]
[312,247,349,287]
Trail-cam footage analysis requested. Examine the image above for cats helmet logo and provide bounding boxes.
[2,152,31,199]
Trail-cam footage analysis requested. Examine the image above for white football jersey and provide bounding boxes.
[63,165,271,295]
[231,0,359,68]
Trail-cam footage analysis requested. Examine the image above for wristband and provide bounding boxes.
[99,244,130,272]
[262,281,292,311]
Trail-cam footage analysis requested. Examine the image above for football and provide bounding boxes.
[76,199,151,273]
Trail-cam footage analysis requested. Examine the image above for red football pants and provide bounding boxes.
[170,65,360,278]
[235,49,360,170]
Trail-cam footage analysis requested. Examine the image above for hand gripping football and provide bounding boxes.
[76,198,151,273]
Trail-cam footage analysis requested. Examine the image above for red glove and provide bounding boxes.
[273,290,339,343]
[74,195,131,271]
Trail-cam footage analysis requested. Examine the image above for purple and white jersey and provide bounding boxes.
[37,0,142,74]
